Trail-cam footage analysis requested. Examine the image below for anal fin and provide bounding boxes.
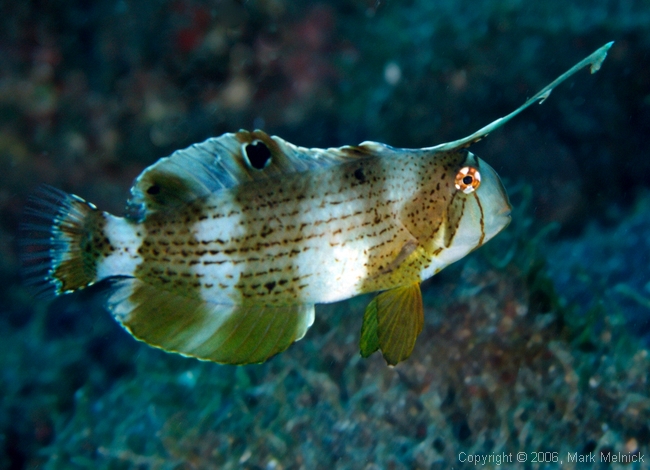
[360,283,424,365]
[107,279,315,365]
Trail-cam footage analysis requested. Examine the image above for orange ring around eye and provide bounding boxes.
[455,166,481,194]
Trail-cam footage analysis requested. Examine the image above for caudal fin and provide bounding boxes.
[20,186,104,297]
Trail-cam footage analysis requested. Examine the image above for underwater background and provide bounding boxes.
[1,1,649,468]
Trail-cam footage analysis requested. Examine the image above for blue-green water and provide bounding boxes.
[1,1,649,468]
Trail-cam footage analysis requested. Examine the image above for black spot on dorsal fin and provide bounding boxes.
[146,185,161,195]
[245,141,272,170]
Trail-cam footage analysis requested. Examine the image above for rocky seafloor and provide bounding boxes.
[3,188,650,469]
[1,1,649,468]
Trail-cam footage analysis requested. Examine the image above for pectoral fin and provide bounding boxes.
[359,283,424,365]
[385,239,418,274]
[369,236,419,281]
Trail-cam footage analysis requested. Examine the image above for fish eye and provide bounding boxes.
[455,166,481,194]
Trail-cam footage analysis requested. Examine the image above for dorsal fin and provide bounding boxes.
[127,129,390,220]
[127,41,612,220]
[427,41,613,152]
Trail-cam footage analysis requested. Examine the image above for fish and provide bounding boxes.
[21,42,612,366]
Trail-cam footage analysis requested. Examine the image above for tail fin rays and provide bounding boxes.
[20,186,103,297]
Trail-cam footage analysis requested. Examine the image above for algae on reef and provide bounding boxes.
[13,191,647,469]
[1,0,650,468]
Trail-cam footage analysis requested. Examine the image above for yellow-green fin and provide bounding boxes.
[360,296,380,358]
[107,279,315,365]
[21,187,103,296]
[360,283,424,365]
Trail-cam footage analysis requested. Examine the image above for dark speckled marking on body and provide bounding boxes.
[186,136,403,304]
[226,164,330,304]
[359,148,474,293]
[230,131,306,305]
[132,170,207,300]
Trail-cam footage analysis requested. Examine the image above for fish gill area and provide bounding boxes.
[1,1,649,469]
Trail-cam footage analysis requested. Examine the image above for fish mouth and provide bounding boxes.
[494,204,512,230]
[496,201,512,219]
[500,211,512,231]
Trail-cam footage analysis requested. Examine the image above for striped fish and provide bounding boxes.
[21,43,611,365]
